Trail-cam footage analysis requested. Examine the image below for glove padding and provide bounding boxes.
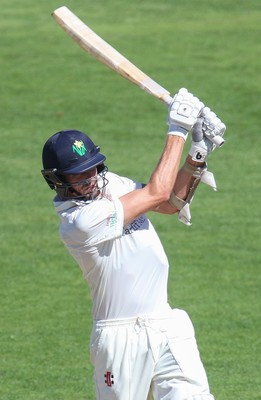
[167,88,204,141]
[189,108,226,162]
[201,107,226,147]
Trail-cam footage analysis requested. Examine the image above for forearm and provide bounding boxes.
[152,155,205,214]
[149,135,185,200]
[121,135,185,225]
[121,88,205,224]
[173,155,205,200]
[153,99,226,222]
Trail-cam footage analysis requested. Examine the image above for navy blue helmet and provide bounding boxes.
[41,130,108,199]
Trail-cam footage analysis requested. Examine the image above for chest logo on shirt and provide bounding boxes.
[72,140,87,156]
[123,215,146,235]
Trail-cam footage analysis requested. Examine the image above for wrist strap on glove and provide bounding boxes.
[168,124,189,140]
[169,161,217,225]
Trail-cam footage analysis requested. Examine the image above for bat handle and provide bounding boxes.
[206,134,225,147]
[162,94,173,106]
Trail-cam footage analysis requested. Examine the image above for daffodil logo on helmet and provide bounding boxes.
[72,140,87,156]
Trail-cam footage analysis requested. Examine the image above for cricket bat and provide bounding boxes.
[52,6,225,147]
[52,6,173,105]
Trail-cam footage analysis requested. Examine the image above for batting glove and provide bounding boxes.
[167,88,204,141]
[189,108,226,162]
[201,107,226,147]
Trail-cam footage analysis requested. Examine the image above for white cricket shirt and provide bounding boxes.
[54,172,172,320]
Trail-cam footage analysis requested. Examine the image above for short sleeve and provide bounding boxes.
[72,197,124,246]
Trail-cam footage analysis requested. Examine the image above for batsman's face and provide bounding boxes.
[65,168,99,198]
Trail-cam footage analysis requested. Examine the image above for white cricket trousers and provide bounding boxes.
[90,308,215,400]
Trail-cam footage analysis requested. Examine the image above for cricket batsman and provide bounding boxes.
[41,88,226,400]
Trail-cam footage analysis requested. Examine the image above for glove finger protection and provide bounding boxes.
[167,88,204,141]
[201,107,226,147]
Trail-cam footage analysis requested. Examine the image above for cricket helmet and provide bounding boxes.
[41,129,108,200]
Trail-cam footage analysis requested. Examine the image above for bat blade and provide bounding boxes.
[52,6,173,105]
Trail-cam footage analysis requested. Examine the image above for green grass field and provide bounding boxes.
[1,0,260,399]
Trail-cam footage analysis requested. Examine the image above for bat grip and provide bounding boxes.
[162,94,173,106]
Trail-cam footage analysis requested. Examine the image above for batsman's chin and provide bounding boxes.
[85,187,102,201]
